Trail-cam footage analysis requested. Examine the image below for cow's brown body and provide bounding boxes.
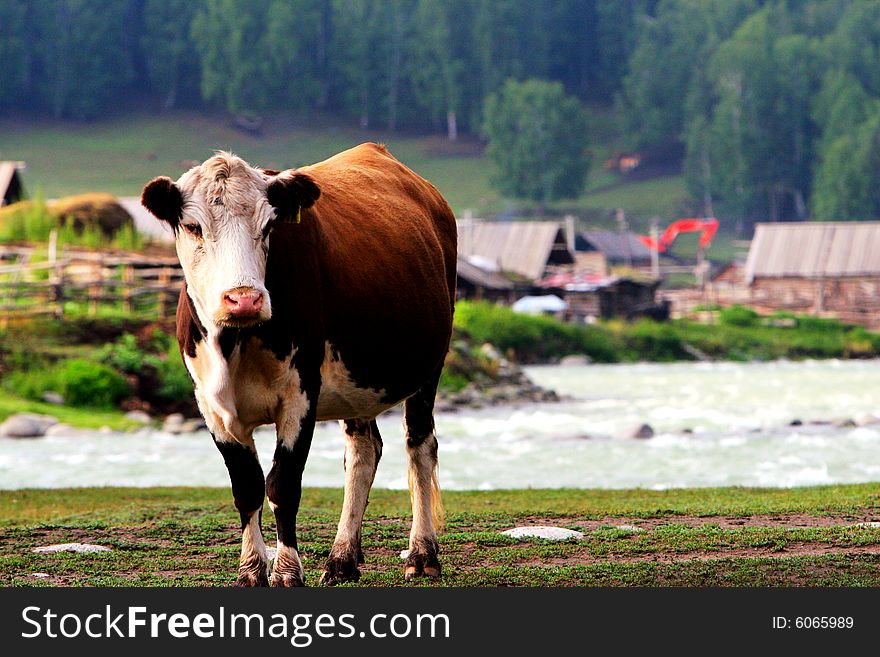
[145,143,456,585]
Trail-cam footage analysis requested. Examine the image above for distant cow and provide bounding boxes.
[142,143,456,586]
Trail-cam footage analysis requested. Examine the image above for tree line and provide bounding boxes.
[0,0,631,134]
[2,0,880,224]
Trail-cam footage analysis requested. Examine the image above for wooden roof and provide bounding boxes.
[457,220,574,281]
[746,222,880,282]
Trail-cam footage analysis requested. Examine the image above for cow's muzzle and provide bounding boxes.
[222,287,265,320]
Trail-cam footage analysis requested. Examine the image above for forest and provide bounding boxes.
[3,0,880,225]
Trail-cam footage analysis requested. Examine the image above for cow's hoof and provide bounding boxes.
[270,571,306,587]
[319,556,361,586]
[404,550,441,582]
[235,570,269,587]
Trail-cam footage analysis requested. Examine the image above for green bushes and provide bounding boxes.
[2,330,192,411]
[453,300,880,364]
[719,305,760,327]
[98,332,193,402]
[453,301,618,363]
[4,359,129,409]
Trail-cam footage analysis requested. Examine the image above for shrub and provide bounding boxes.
[54,359,130,408]
[98,333,145,372]
[719,305,760,327]
[3,358,129,408]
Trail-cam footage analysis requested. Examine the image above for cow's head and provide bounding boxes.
[141,152,319,329]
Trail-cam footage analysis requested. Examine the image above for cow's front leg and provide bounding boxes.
[214,434,269,587]
[320,418,383,585]
[266,391,316,587]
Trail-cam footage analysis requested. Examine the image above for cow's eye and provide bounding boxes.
[182,222,202,238]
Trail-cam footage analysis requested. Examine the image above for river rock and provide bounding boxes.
[856,414,880,427]
[32,543,112,554]
[41,391,64,405]
[43,423,92,438]
[619,423,654,439]
[180,419,208,433]
[163,413,185,434]
[833,418,856,428]
[501,526,584,541]
[479,342,502,361]
[560,354,590,366]
[124,410,152,424]
[0,413,58,438]
[789,419,803,426]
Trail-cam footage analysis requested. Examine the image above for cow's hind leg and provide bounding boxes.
[214,435,269,587]
[320,418,383,585]
[403,372,444,581]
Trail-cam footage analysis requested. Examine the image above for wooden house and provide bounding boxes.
[745,222,880,327]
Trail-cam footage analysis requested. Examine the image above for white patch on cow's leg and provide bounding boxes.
[404,432,443,581]
[272,539,305,587]
[267,393,313,587]
[238,510,270,586]
[211,430,269,587]
[320,419,382,585]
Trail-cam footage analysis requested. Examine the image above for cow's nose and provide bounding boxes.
[223,288,264,317]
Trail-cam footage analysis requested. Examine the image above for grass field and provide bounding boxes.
[2,484,880,587]
[0,111,730,256]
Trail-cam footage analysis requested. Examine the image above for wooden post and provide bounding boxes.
[123,264,134,314]
[158,267,171,319]
[88,260,102,316]
[50,241,65,319]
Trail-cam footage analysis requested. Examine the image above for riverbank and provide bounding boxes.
[455,301,880,363]
[2,483,879,586]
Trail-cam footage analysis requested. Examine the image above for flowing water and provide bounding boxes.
[3,360,880,490]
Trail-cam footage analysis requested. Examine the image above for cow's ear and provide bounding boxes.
[142,176,183,227]
[267,172,321,217]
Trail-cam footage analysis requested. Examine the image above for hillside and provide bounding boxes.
[0,111,739,263]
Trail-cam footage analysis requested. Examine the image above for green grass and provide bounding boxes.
[1,111,699,226]
[454,300,880,363]
[0,393,140,430]
[2,484,879,587]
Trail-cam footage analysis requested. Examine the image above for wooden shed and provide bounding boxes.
[745,222,880,327]
[456,258,516,303]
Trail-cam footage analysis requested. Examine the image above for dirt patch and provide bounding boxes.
[511,512,879,532]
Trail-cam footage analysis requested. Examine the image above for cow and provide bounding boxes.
[141,143,456,586]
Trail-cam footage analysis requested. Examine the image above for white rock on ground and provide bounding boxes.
[43,424,94,438]
[163,413,185,434]
[33,543,112,554]
[501,526,584,541]
[0,413,59,438]
[613,524,646,533]
[854,522,880,529]
[124,410,152,424]
[41,392,64,405]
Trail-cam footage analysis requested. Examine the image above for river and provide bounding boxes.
[3,360,880,490]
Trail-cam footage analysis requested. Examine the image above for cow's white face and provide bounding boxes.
[141,152,319,330]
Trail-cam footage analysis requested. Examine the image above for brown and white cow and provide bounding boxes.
[141,143,456,586]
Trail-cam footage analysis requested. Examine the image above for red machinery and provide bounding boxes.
[638,218,719,252]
